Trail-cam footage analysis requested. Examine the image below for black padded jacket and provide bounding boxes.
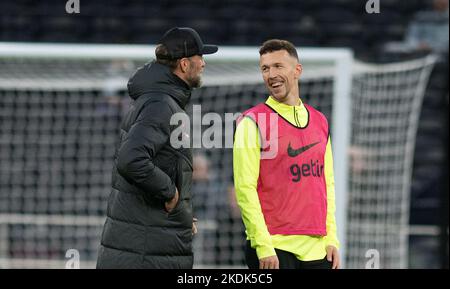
[96,62,194,269]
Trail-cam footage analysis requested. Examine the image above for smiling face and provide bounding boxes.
[259,49,302,105]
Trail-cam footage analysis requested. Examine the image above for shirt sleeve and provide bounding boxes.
[233,117,276,259]
[116,102,176,202]
[323,136,340,249]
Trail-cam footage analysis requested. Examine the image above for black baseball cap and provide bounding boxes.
[158,27,218,59]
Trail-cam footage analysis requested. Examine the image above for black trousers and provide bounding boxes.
[245,241,333,269]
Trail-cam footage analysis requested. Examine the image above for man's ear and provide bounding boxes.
[295,63,303,79]
[179,58,189,73]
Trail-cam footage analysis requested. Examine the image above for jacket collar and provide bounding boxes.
[127,61,192,109]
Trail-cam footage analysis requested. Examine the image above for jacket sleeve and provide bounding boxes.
[116,101,176,202]
[323,136,340,249]
[233,117,276,259]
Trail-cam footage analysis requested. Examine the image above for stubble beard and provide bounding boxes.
[187,73,202,88]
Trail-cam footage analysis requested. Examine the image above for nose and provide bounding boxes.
[268,67,277,79]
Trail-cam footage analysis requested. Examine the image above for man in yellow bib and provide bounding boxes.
[233,39,340,269]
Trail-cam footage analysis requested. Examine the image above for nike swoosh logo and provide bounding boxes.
[287,141,320,157]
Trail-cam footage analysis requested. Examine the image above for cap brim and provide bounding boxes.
[201,45,218,55]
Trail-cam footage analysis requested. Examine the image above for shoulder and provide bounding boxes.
[304,103,329,135]
[304,103,328,122]
[236,114,258,130]
[240,103,274,126]
[243,103,271,116]
[136,96,175,124]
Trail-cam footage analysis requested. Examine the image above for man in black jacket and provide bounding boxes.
[96,27,218,269]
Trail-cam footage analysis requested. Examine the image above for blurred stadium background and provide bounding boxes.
[0,0,448,269]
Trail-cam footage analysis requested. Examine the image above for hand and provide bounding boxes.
[326,245,340,269]
[259,255,279,269]
[192,218,198,235]
[165,188,179,213]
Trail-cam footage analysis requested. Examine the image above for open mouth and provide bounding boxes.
[270,82,283,88]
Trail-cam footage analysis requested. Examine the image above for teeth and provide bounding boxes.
[271,82,282,88]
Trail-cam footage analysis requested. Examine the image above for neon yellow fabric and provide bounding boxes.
[233,96,339,261]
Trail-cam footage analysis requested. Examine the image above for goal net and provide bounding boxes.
[0,43,434,268]
[347,58,436,269]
